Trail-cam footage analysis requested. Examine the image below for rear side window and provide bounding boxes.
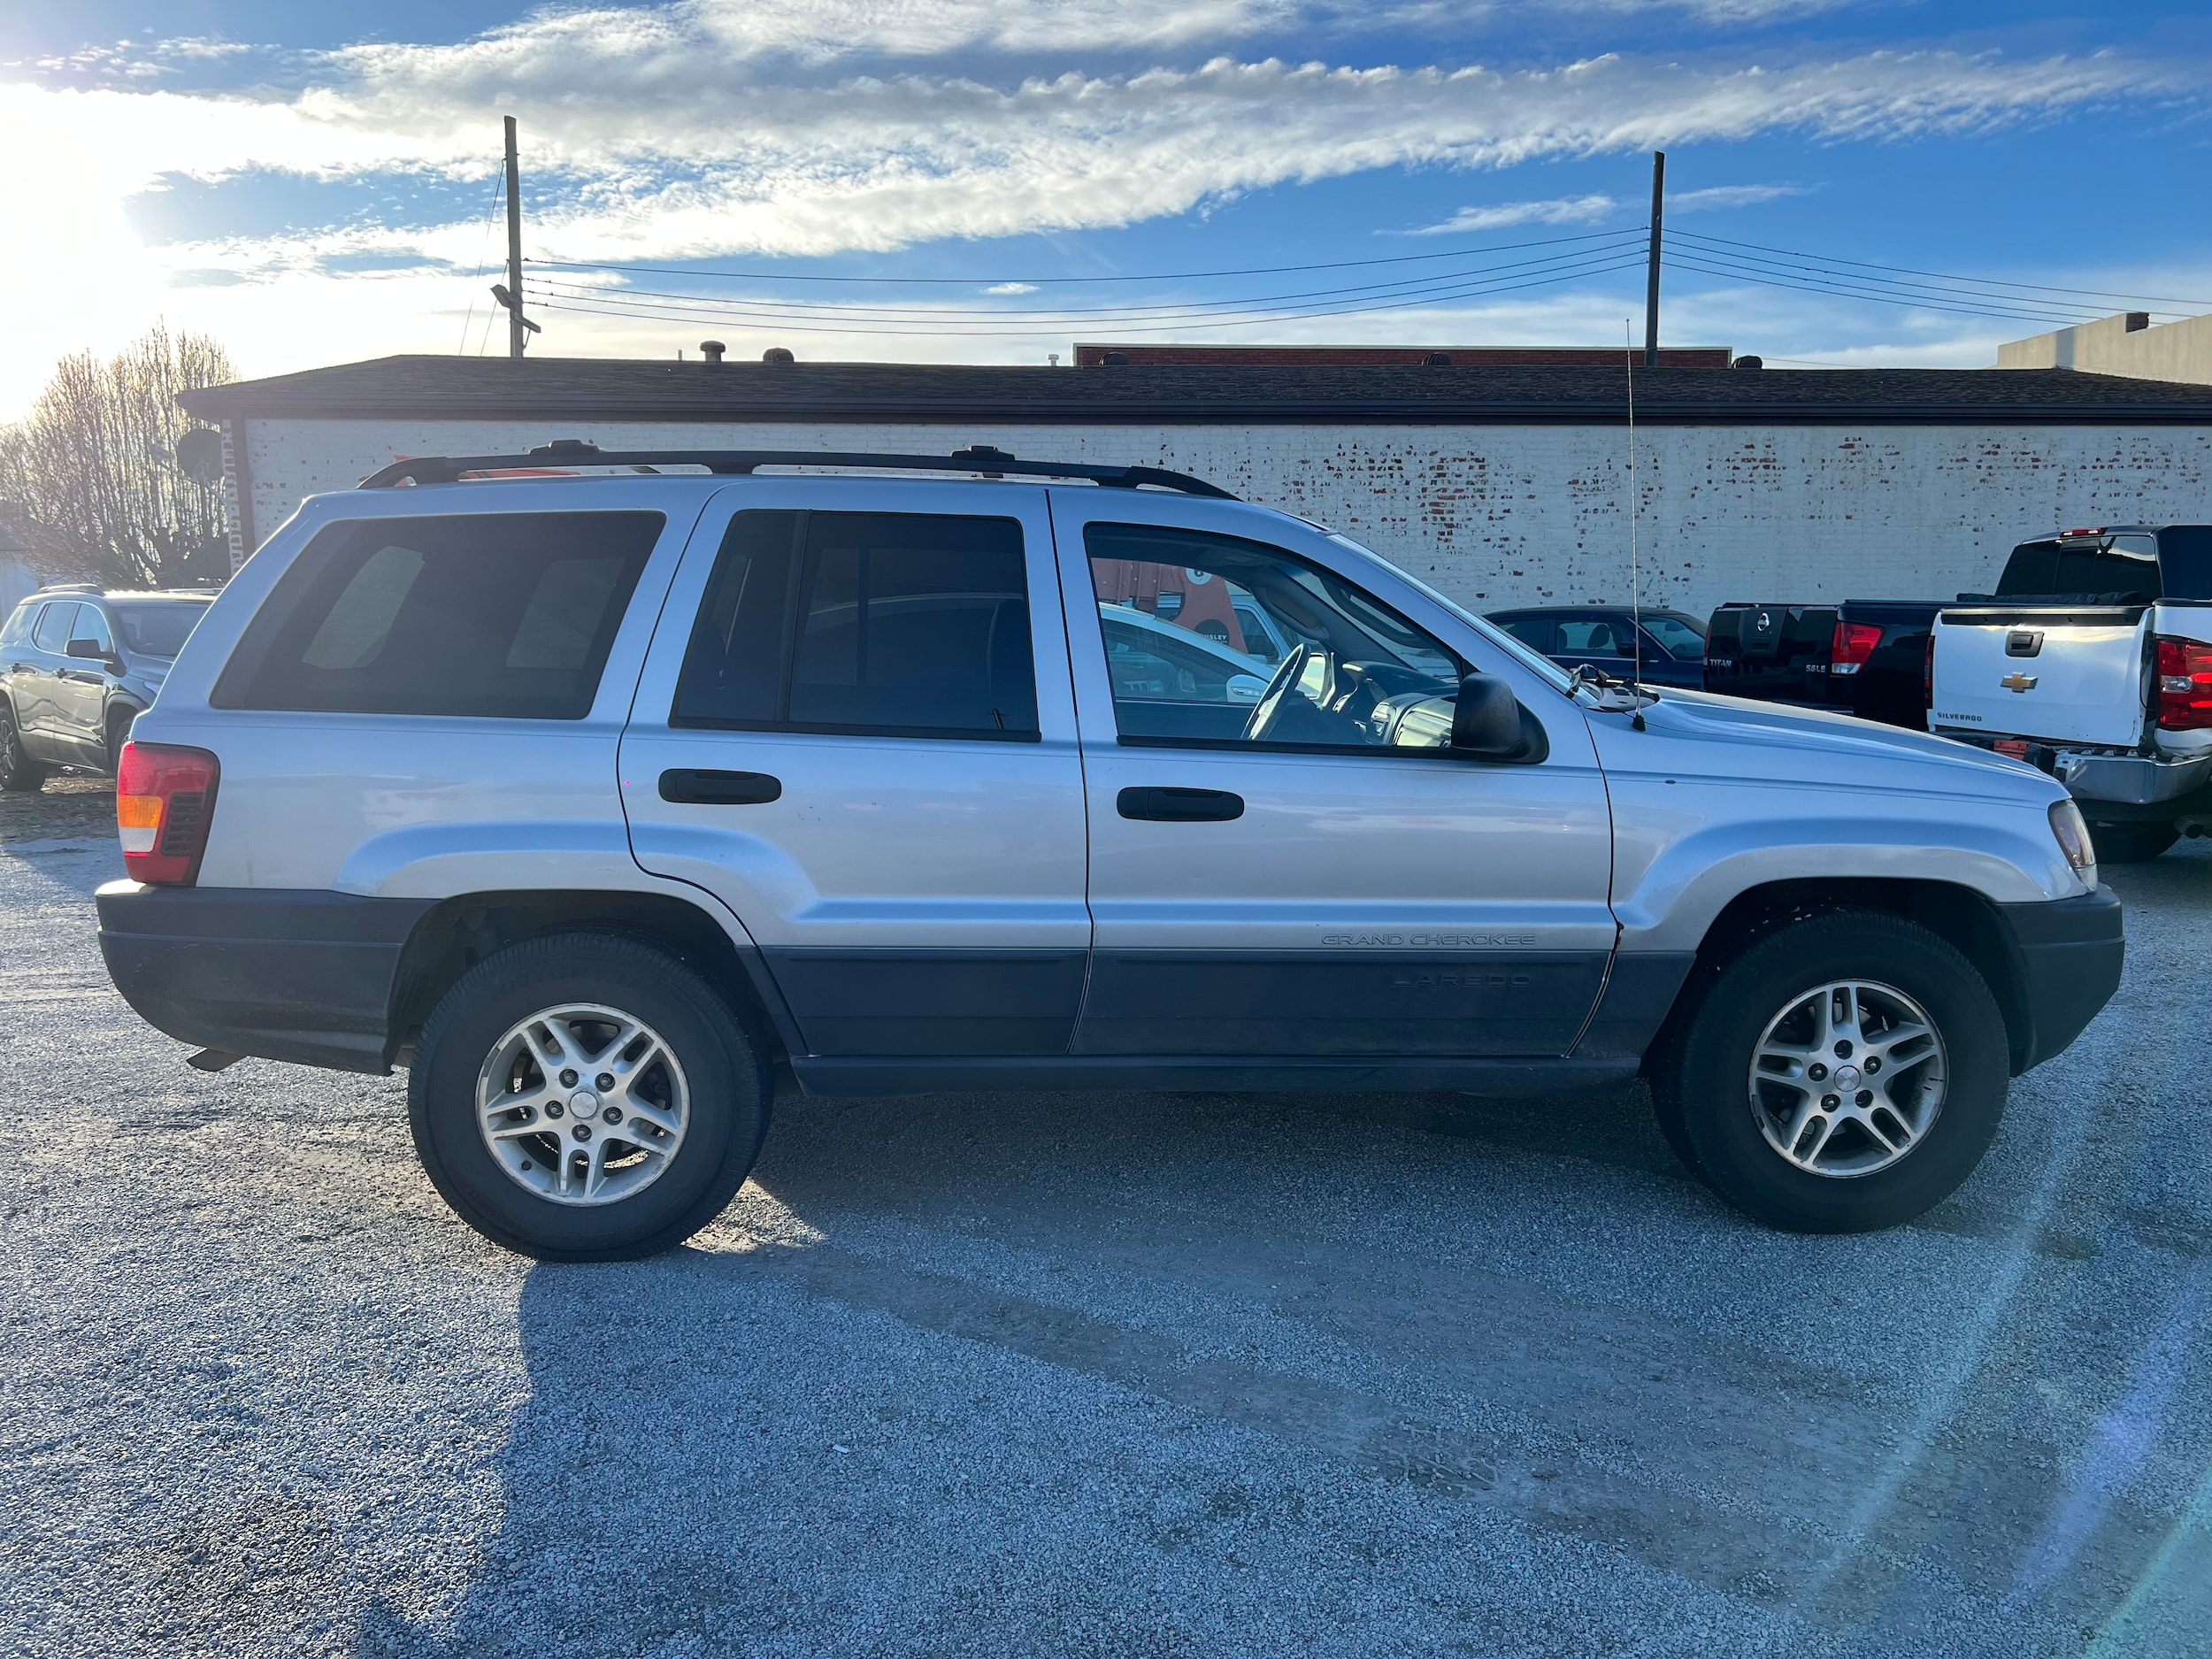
[673,510,1037,740]
[214,511,662,719]
[1494,616,1557,652]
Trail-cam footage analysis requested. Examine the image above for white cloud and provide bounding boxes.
[986,281,1041,293]
[1411,194,1622,234]
[1669,182,1809,211]
[0,3,2204,413]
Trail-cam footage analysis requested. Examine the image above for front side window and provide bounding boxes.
[1083,523,1466,750]
[214,511,663,718]
[1642,614,1706,659]
[73,606,115,654]
[674,510,1037,740]
[1555,618,1627,656]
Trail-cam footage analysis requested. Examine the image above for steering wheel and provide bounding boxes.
[1242,641,1333,742]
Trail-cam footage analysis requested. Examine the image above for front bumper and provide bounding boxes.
[96,881,434,1073]
[1997,886,2124,1075]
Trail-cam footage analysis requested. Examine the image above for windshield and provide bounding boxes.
[1324,533,1575,691]
[1643,614,1706,659]
[110,601,210,658]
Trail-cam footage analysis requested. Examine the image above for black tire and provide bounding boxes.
[1651,911,2008,1233]
[0,703,46,793]
[408,933,772,1261]
[2087,818,2177,864]
[104,706,136,774]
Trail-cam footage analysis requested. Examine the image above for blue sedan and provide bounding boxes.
[1486,606,1708,690]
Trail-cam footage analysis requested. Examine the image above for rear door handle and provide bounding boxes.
[658,768,782,805]
[1117,786,1244,822]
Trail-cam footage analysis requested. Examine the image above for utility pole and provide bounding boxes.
[504,116,526,359]
[1643,150,1665,369]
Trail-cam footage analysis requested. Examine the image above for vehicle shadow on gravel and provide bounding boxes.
[354,1055,2212,1658]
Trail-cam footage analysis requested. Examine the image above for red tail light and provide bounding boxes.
[116,742,219,885]
[2156,636,2212,730]
[1831,621,1882,676]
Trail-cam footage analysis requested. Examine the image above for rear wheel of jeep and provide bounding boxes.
[0,705,46,793]
[408,933,772,1261]
[2087,818,2177,864]
[1652,911,2008,1233]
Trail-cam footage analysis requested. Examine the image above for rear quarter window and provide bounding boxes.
[213,511,663,718]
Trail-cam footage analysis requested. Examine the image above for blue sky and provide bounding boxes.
[1,0,2207,416]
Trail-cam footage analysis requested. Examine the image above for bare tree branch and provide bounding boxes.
[0,325,234,588]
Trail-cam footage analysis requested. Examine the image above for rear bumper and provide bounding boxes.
[2055,751,2212,806]
[96,882,433,1073]
[1998,886,2124,1075]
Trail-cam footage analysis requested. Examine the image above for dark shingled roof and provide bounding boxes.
[179,354,2212,426]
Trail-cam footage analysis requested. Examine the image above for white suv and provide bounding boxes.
[96,444,2121,1258]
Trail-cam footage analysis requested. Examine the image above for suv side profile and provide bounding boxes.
[96,446,2122,1260]
[1,585,214,790]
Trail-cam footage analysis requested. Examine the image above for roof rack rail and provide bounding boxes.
[36,581,102,594]
[357,440,1237,499]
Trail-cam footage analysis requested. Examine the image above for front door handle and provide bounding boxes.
[1118,786,1244,822]
[658,768,782,805]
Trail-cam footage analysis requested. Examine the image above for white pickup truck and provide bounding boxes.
[1931,524,2212,862]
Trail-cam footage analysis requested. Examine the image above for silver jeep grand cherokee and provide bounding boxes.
[95,445,2122,1259]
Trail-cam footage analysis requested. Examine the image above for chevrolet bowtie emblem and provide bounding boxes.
[2001,672,2039,693]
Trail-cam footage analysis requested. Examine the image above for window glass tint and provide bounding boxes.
[110,602,206,657]
[2158,526,2212,600]
[1997,541,2060,595]
[214,511,661,718]
[1084,523,1466,749]
[1494,616,1556,652]
[672,511,1037,740]
[1643,614,1705,658]
[73,606,114,653]
[1556,618,1626,655]
[31,603,74,652]
[2096,536,2160,599]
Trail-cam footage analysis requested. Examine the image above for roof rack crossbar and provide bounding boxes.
[357,441,1236,499]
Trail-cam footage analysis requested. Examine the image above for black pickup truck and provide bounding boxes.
[1704,600,1934,729]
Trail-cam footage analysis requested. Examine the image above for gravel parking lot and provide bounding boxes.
[4,780,2207,1658]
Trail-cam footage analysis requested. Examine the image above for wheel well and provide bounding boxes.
[384,890,792,1069]
[1655,879,2033,1076]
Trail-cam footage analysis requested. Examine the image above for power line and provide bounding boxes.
[522,236,1649,326]
[526,225,1644,288]
[1669,228,2212,313]
[1664,255,2135,327]
[524,256,1652,339]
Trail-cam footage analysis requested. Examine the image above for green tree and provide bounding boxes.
[0,325,234,588]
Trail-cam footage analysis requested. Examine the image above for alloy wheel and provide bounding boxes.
[1747,979,1947,1179]
[474,1002,690,1205]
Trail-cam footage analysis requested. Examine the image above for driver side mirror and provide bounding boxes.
[1451,672,1548,763]
[65,639,122,672]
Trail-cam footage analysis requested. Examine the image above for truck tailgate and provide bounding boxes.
[1931,605,2148,747]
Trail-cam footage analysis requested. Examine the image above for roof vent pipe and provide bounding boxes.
[1102,351,1130,366]
[2125,312,2150,333]
[1424,352,1453,366]
[763,346,795,364]
[1732,355,1764,370]
[699,340,726,365]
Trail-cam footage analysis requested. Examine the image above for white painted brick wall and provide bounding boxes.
[242,417,2212,618]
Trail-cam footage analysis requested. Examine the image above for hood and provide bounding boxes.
[1594,687,2063,803]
